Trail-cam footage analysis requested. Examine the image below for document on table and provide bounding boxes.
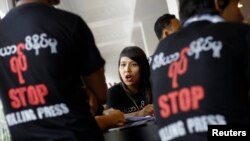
[108,116,155,132]
[125,115,155,123]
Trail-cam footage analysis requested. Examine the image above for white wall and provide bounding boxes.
[133,0,169,56]
[166,0,179,18]
[0,0,14,17]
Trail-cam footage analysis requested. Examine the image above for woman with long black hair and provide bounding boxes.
[107,46,154,117]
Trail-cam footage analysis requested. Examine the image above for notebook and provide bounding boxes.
[108,115,156,132]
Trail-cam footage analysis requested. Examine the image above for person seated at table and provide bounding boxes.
[86,88,125,131]
[107,46,154,117]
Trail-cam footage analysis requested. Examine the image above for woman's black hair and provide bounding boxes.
[179,0,230,22]
[118,46,152,103]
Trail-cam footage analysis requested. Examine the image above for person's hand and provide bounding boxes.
[103,108,125,126]
[139,104,154,116]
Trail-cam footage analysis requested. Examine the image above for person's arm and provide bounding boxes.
[125,104,154,117]
[246,28,250,104]
[95,108,125,130]
[249,91,250,103]
[107,84,121,109]
[83,67,107,105]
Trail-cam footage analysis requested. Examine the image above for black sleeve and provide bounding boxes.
[245,26,250,91]
[73,17,105,76]
[107,85,121,109]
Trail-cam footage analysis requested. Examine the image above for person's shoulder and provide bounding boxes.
[108,83,123,93]
[153,35,174,54]
[108,83,122,90]
[52,6,82,20]
[215,22,250,31]
[47,6,89,31]
[20,3,83,22]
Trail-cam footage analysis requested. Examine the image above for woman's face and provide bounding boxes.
[119,56,140,87]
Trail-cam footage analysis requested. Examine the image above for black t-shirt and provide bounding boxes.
[150,20,250,141]
[107,83,147,113]
[0,3,105,141]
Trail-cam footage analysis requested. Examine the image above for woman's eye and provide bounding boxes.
[132,63,138,66]
[120,64,126,67]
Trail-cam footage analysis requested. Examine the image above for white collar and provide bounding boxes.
[183,14,225,27]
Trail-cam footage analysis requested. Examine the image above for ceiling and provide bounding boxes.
[56,0,250,47]
[57,0,136,55]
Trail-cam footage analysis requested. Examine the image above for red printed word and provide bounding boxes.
[10,43,27,84]
[168,47,189,88]
[8,84,48,109]
[158,86,204,118]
